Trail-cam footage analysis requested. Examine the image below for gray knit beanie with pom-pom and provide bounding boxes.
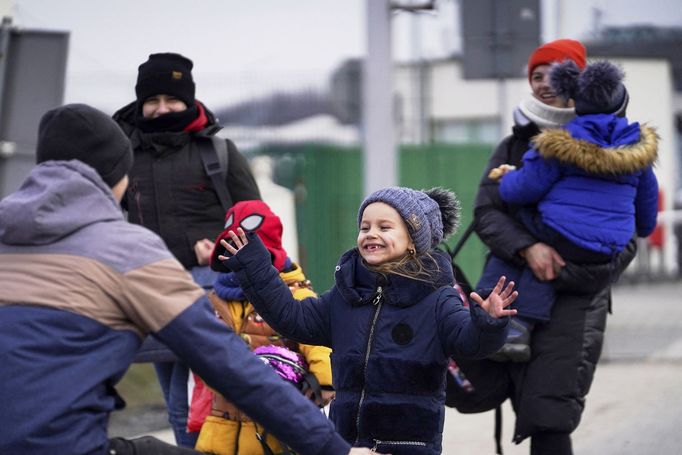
[357,186,460,254]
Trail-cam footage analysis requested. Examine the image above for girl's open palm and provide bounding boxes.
[469,276,518,318]
[217,227,249,262]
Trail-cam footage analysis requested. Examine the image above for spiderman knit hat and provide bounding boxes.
[527,38,586,80]
[210,200,287,273]
[357,187,460,254]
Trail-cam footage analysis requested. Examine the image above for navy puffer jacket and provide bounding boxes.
[226,233,509,455]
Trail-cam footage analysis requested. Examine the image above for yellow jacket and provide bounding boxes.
[195,263,332,455]
[213,264,332,387]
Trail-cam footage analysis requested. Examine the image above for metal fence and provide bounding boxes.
[621,209,682,282]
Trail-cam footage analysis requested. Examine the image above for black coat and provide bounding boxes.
[113,101,261,269]
[474,122,540,266]
[466,121,636,444]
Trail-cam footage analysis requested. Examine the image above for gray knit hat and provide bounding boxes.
[357,186,460,254]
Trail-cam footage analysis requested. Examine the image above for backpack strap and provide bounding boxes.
[442,221,475,260]
[211,135,228,180]
[255,429,277,455]
[495,405,503,455]
[301,371,323,406]
[198,135,232,212]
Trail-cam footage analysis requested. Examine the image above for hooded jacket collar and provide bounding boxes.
[333,248,455,308]
[0,160,123,246]
[532,115,658,175]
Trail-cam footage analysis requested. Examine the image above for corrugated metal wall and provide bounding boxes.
[257,143,492,291]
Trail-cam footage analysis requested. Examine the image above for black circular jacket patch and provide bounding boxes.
[392,323,413,345]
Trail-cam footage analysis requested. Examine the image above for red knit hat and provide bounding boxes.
[210,200,287,273]
[527,39,586,80]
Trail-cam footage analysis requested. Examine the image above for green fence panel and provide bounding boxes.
[399,143,491,288]
[255,142,493,291]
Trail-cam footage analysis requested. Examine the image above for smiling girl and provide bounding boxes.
[214,186,516,455]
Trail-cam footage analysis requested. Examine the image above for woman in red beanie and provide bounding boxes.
[457,39,637,455]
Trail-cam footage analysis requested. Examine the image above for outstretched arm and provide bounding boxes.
[154,297,349,455]
[219,228,332,347]
[438,279,515,359]
[498,150,559,205]
[218,227,249,258]
[469,275,518,318]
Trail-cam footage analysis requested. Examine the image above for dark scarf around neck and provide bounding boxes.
[135,102,205,133]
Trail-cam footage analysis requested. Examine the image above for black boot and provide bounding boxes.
[488,318,532,362]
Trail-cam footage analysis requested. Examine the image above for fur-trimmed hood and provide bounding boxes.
[532,118,658,175]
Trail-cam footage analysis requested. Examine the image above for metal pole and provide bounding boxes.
[0,16,13,129]
[362,0,395,196]
[411,13,423,144]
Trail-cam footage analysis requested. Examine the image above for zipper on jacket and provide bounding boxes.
[372,439,428,451]
[353,286,383,446]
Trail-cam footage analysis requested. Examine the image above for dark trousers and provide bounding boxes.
[478,255,556,321]
[482,209,613,323]
[530,431,572,455]
[108,436,202,454]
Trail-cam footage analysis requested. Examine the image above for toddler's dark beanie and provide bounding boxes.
[135,53,195,106]
[550,59,629,117]
[36,103,134,187]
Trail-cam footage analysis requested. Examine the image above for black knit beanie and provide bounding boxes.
[135,53,195,106]
[550,60,629,117]
[36,103,134,187]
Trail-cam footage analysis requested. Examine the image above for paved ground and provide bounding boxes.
[443,279,682,454]
[145,280,682,454]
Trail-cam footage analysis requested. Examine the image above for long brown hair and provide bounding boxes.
[364,251,441,285]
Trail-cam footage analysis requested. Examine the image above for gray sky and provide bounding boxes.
[12,0,682,114]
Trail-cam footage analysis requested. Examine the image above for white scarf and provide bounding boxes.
[513,95,576,129]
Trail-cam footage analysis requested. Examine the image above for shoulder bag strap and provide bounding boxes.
[198,136,232,212]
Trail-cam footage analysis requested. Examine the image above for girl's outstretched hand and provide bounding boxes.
[217,228,249,261]
[469,275,518,319]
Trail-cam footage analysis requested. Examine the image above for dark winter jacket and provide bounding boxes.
[500,114,658,255]
[113,101,260,269]
[474,121,541,266]
[0,161,349,455]
[225,233,509,454]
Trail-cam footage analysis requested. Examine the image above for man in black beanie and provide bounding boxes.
[0,103,371,455]
[113,52,262,447]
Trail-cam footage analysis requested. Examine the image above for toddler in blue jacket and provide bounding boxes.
[215,186,517,455]
[484,60,659,361]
